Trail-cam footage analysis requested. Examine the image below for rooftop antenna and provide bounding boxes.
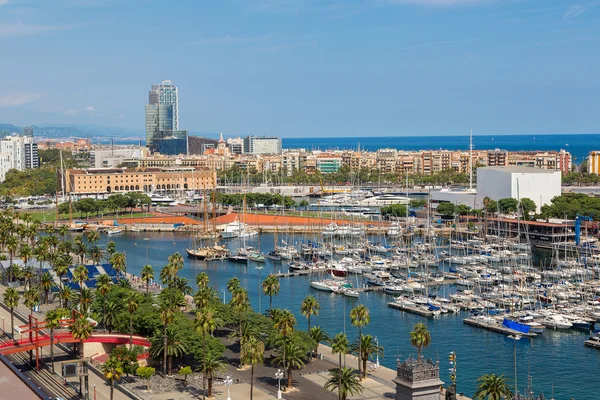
[469,128,473,191]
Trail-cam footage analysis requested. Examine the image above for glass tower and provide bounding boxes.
[146,80,179,148]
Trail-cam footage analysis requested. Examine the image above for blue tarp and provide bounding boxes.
[502,318,531,334]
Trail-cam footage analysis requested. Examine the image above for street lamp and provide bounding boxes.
[275,369,284,399]
[221,289,226,304]
[375,337,380,368]
[93,384,96,400]
[224,375,233,400]
[256,265,263,312]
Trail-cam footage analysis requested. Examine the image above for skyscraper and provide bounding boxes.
[145,80,188,155]
[149,80,178,129]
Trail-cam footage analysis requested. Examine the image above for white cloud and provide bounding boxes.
[0,0,10,6]
[85,106,95,112]
[0,92,41,107]
[564,2,600,19]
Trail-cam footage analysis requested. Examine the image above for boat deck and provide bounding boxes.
[463,318,537,338]
[387,302,434,317]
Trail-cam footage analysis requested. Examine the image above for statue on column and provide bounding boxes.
[445,384,457,400]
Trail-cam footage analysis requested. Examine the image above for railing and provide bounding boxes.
[396,357,440,383]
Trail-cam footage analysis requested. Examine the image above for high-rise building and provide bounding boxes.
[149,80,178,129]
[0,135,39,182]
[22,126,34,138]
[243,136,282,154]
[146,80,179,149]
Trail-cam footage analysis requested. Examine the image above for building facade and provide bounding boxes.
[244,136,282,154]
[588,151,600,175]
[0,135,39,182]
[145,80,179,150]
[65,167,216,196]
[90,146,146,168]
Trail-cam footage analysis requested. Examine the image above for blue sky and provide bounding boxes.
[0,0,599,137]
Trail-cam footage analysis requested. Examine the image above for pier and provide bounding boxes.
[387,301,434,317]
[463,318,537,338]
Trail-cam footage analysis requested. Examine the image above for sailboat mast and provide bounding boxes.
[469,129,473,191]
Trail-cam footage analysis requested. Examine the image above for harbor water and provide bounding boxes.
[104,232,599,399]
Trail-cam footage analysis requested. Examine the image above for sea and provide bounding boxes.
[95,232,599,400]
[111,133,599,163]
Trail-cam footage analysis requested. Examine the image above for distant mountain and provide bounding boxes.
[0,124,22,133]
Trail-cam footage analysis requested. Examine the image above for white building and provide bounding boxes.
[476,166,561,212]
[0,135,39,182]
[90,146,146,168]
[244,136,282,155]
[226,137,244,154]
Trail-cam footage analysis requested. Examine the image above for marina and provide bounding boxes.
[96,229,600,399]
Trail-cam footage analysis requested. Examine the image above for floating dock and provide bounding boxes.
[463,318,537,338]
[387,302,434,317]
[584,338,600,349]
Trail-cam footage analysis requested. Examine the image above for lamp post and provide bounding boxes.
[93,384,96,400]
[275,369,284,399]
[221,289,226,304]
[224,375,233,400]
[256,265,263,313]
[375,337,380,368]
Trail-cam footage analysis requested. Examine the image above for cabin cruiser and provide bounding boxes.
[540,314,573,330]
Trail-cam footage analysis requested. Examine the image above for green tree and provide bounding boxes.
[102,301,121,334]
[39,271,55,305]
[498,198,519,214]
[150,325,187,376]
[3,288,20,338]
[324,367,363,400]
[126,291,141,348]
[474,374,513,400]
[272,340,306,389]
[436,202,456,218]
[227,276,241,294]
[350,304,370,378]
[135,366,155,392]
[196,272,209,289]
[309,325,329,358]
[195,307,222,396]
[141,264,154,296]
[242,337,265,400]
[178,366,193,387]
[204,353,227,398]
[45,308,68,372]
[23,287,40,315]
[102,356,124,400]
[70,315,93,358]
[262,274,280,313]
[330,332,349,400]
[350,334,383,380]
[410,322,431,362]
[73,264,88,297]
[519,198,537,220]
[110,252,126,276]
[300,295,320,331]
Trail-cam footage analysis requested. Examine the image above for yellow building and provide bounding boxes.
[65,167,216,195]
[589,151,600,175]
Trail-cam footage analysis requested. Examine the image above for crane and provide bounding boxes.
[575,214,592,246]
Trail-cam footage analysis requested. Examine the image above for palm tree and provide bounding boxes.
[74,239,87,264]
[309,325,329,358]
[53,259,69,295]
[262,274,280,313]
[70,315,93,358]
[157,289,186,376]
[204,353,227,398]
[96,273,112,328]
[242,337,265,400]
[102,356,124,400]
[324,367,363,400]
[58,286,74,309]
[229,288,251,351]
[19,243,33,287]
[78,287,94,315]
[141,264,154,296]
[86,230,100,245]
[350,304,370,378]
[195,307,221,398]
[110,252,126,276]
[106,241,117,258]
[102,301,120,334]
[474,374,513,400]
[23,287,40,315]
[410,322,431,363]
[350,334,383,380]
[39,271,55,305]
[173,276,192,295]
[126,291,140,348]
[3,288,20,338]
[300,295,320,331]
[330,332,349,400]
[196,272,209,289]
[272,308,296,382]
[227,276,241,294]
[33,241,49,280]
[167,252,184,272]
[194,286,217,311]
[272,340,306,389]
[45,308,67,372]
[58,224,69,241]
[6,235,18,282]
[88,246,104,266]
[150,325,187,376]
[159,264,177,288]
[73,265,88,295]
[21,265,34,291]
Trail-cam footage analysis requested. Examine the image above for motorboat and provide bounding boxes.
[106,227,124,236]
[343,289,359,298]
[517,316,545,334]
[540,314,573,330]
[266,251,282,261]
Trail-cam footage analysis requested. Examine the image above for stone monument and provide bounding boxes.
[393,357,445,400]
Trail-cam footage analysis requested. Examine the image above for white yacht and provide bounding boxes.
[540,314,573,330]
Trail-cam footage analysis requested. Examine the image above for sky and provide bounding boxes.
[0,0,599,137]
